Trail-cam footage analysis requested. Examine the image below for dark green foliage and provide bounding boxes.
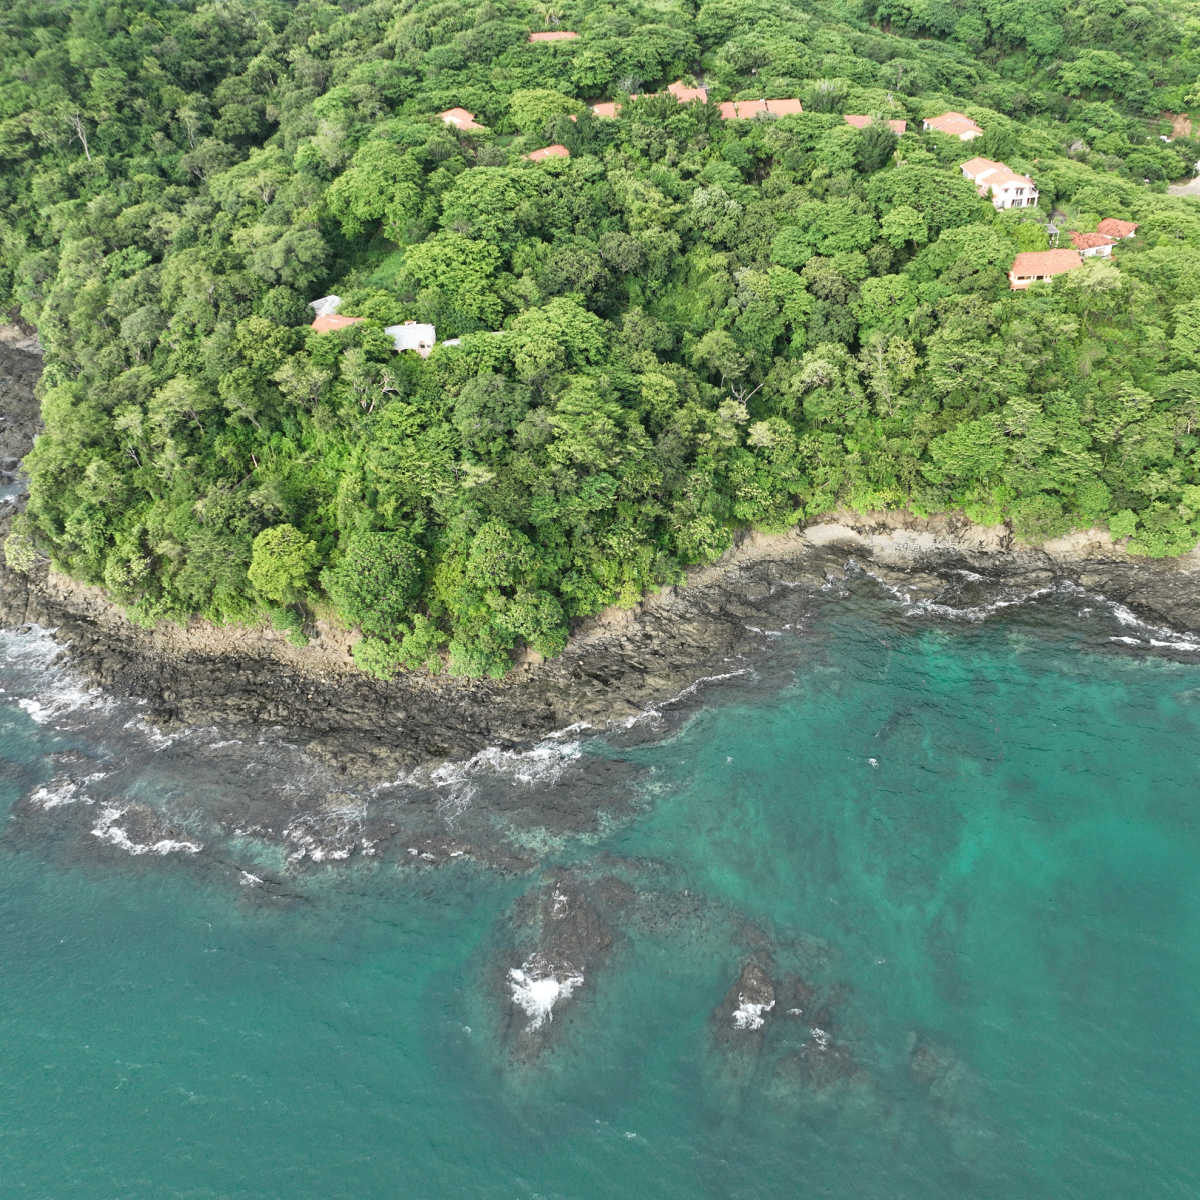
[7,0,1200,679]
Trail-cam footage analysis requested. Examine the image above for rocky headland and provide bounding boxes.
[5,328,1200,778]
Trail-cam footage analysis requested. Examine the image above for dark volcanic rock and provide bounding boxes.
[713,959,778,1044]
[499,875,632,1059]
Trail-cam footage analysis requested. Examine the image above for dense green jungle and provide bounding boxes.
[5,0,1200,677]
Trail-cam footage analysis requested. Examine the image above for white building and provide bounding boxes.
[961,157,1038,209]
[308,294,342,317]
[384,321,436,356]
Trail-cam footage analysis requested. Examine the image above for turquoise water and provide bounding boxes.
[2,596,1199,1198]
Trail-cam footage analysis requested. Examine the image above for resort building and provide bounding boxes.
[1009,249,1083,289]
[717,98,803,120]
[438,107,483,131]
[844,115,907,134]
[1070,231,1116,258]
[310,313,365,333]
[528,30,578,41]
[1096,218,1139,239]
[961,157,1038,209]
[923,111,983,140]
[384,322,436,357]
[308,295,342,318]
[524,143,570,161]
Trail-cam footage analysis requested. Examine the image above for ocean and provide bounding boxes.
[1,575,1198,1199]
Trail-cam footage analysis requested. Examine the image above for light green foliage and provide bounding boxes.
[247,525,319,606]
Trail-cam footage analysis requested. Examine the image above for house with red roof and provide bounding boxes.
[961,157,1038,209]
[590,101,620,118]
[439,107,483,131]
[310,313,365,333]
[1009,249,1083,289]
[844,115,907,134]
[529,30,578,41]
[1096,218,1139,240]
[666,81,708,104]
[1070,231,1116,258]
[524,144,570,161]
[923,111,982,140]
[718,98,803,120]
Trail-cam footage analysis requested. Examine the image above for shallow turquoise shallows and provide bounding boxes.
[2,599,1199,1199]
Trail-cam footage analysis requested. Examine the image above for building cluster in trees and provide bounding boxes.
[4,0,1200,677]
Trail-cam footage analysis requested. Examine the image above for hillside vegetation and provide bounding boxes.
[5,0,1200,675]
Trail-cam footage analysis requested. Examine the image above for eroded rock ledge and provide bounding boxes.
[5,331,1200,775]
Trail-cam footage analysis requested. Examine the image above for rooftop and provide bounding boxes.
[528,30,578,41]
[1010,249,1083,279]
[524,143,571,161]
[311,314,365,333]
[961,157,1035,190]
[1097,217,1139,238]
[718,98,803,120]
[439,107,483,131]
[1070,231,1117,250]
[844,115,907,133]
[925,111,982,137]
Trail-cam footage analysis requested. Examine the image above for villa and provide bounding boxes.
[844,115,907,134]
[1009,249,1083,289]
[385,321,436,356]
[1096,217,1139,239]
[1070,231,1116,257]
[717,98,803,120]
[923,111,983,140]
[524,144,570,161]
[961,157,1038,209]
[439,107,483,131]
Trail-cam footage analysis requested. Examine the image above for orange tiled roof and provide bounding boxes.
[1010,249,1082,279]
[718,98,803,120]
[1070,231,1117,250]
[590,101,620,118]
[666,81,708,103]
[961,157,1034,190]
[311,314,365,333]
[845,114,906,133]
[529,30,578,41]
[924,111,982,137]
[524,143,570,161]
[439,107,483,131]
[1096,217,1139,238]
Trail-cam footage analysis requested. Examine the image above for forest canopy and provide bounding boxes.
[5,0,1200,675]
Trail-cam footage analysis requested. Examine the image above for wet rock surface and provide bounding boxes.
[498,874,633,1059]
[7,324,1200,783]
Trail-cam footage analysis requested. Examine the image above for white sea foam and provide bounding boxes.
[27,770,107,810]
[508,957,583,1030]
[620,667,753,728]
[90,807,202,856]
[809,1026,831,1050]
[282,805,366,864]
[732,995,774,1030]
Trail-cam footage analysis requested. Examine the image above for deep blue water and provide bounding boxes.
[2,583,1198,1198]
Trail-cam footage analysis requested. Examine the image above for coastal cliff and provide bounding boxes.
[5,332,1200,775]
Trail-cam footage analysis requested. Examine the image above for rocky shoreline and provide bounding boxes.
[5,332,1200,777]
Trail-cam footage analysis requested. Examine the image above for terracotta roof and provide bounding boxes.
[1070,231,1117,250]
[524,143,570,161]
[924,111,982,137]
[844,114,906,133]
[718,98,803,120]
[1009,250,1082,280]
[439,107,483,131]
[310,314,365,333]
[528,30,578,41]
[666,81,708,103]
[961,157,1035,191]
[590,101,620,118]
[1096,217,1139,238]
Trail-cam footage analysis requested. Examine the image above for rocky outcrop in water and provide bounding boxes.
[499,875,633,1059]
